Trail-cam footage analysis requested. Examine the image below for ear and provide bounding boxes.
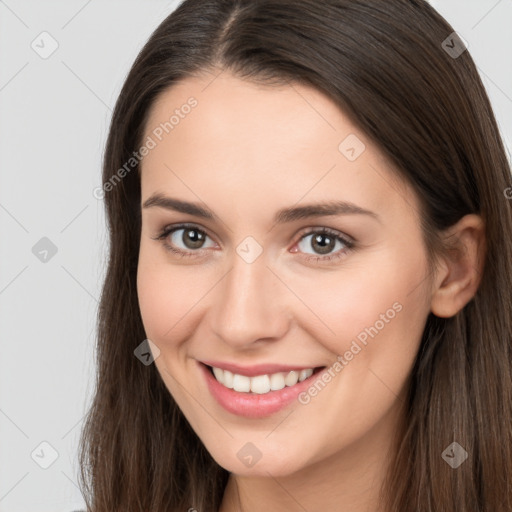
[430,214,486,318]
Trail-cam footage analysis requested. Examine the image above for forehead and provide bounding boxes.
[143,71,345,160]
[140,71,419,224]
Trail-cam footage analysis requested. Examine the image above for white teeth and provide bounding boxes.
[284,370,299,386]
[269,372,285,391]
[210,366,316,394]
[250,375,271,394]
[232,374,251,392]
[299,368,314,381]
[223,370,234,389]
[212,366,224,382]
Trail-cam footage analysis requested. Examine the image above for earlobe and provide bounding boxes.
[430,214,486,318]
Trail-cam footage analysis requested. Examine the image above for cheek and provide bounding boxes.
[136,251,189,342]
[292,243,429,360]
[137,264,166,339]
[136,251,214,346]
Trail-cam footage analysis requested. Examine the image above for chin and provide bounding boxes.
[208,446,306,477]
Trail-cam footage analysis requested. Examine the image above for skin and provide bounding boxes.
[136,69,486,512]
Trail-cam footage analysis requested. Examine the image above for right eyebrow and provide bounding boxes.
[142,194,218,220]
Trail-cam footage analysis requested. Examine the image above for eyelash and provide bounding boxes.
[152,223,355,264]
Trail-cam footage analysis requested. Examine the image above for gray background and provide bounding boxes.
[0,1,510,511]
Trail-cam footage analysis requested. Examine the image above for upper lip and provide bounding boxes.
[200,360,324,377]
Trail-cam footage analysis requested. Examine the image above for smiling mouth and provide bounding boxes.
[205,364,325,395]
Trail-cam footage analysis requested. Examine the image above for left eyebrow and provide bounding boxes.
[273,200,381,224]
[142,193,381,224]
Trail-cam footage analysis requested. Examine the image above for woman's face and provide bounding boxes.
[137,70,433,477]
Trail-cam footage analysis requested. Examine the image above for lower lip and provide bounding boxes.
[199,362,325,419]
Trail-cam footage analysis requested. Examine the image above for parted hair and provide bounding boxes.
[79,1,512,510]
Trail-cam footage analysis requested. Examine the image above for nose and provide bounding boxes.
[208,249,291,349]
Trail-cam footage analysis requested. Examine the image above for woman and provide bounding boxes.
[79,1,512,510]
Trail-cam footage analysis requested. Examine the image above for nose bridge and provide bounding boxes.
[210,246,289,346]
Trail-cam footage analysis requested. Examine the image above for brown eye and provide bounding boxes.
[309,233,337,255]
[155,224,216,256]
[180,228,207,249]
[292,227,355,264]
[297,229,352,257]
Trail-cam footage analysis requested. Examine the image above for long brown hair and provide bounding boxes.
[78,1,512,510]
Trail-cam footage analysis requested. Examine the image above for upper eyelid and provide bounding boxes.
[158,223,217,245]
[157,223,354,248]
